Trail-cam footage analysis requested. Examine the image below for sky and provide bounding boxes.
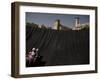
[26,12,89,28]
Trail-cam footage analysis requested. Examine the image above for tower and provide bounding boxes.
[53,19,61,30]
[75,17,80,28]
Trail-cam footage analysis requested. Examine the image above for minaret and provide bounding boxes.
[75,17,80,28]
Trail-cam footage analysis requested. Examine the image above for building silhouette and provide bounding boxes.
[72,17,89,30]
[52,19,71,30]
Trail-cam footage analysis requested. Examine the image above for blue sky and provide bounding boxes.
[26,12,89,28]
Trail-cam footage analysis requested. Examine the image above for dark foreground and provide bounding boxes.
[26,26,89,67]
